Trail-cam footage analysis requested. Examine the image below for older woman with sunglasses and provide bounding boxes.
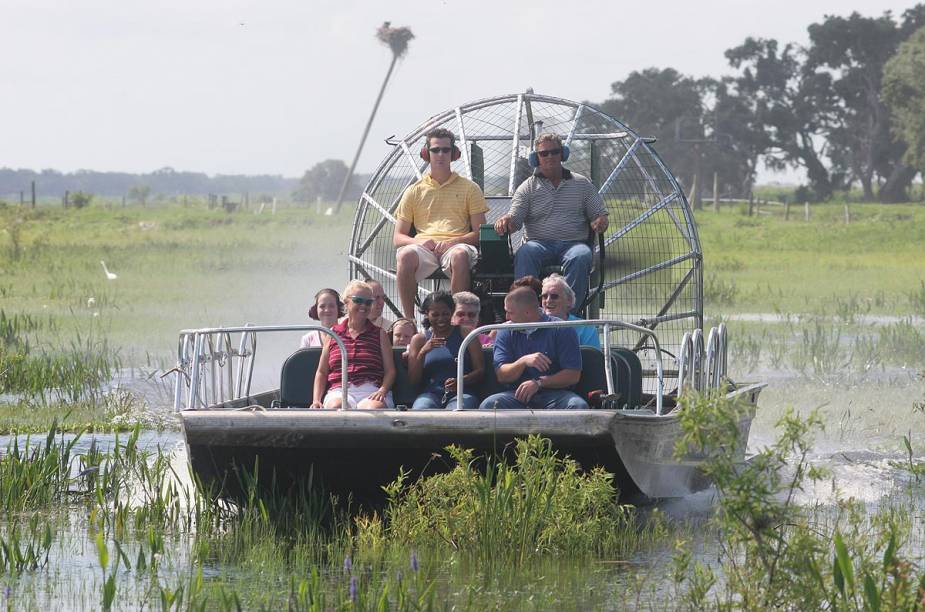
[407,291,484,410]
[541,274,600,348]
[312,280,395,409]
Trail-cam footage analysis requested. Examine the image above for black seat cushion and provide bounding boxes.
[574,346,607,400]
[279,348,323,408]
[611,348,642,408]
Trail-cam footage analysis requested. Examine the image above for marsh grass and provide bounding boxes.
[673,391,925,609]
[373,436,660,568]
[0,425,671,608]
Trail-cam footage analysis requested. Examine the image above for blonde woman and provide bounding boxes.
[312,280,395,409]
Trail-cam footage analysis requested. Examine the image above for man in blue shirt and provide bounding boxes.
[479,287,589,410]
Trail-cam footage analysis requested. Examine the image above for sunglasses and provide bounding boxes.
[537,148,562,158]
[540,292,561,300]
[348,295,375,306]
[428,146,453,154]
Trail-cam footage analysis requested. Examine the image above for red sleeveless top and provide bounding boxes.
[326,319,384,389]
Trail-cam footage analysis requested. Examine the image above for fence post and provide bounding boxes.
[31,181,36,208]
[712,172,719,212]
[804,202,810,221]
[747,193,754,216]
[689,172,701,210]
[844,203,850,225]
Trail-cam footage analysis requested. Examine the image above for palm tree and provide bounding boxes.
[334,22,414,213]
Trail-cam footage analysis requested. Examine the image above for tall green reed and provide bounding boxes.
[372,435,659,568]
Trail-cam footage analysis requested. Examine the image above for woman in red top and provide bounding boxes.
[312,280,396,409]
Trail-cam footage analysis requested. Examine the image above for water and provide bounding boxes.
[3,319,925,608]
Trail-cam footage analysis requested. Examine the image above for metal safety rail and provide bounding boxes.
[174,325,348,411]
[676,323,728,392]
[455,319,667,415]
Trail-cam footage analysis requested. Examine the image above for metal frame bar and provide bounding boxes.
[361,192,396,224]
[455,319,665,415]
[176,325,349,412]
[355,177,416,258]
[564,104,584,148]
[600,252,697,292]
[604,191,680,248]
[400,141,424,181]
[454,107,473,180]
[598,137,642,196]
[508,94,523,196]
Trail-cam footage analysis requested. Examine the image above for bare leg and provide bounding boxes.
[448,248,471,294]
[357,398,388,409]
[396,247,420,319]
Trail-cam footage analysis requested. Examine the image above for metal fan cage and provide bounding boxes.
[348,93,702,389]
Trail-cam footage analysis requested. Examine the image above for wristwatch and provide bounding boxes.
[533,377,543,389]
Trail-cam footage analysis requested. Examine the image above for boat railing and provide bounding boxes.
[455,318,668,415]
[678,323,728,392]
[174,324,348,411]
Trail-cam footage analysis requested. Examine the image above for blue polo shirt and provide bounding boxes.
[493,314,582,389]
[568,314,601,349]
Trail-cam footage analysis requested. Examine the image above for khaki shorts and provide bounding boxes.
[397,243,478,281]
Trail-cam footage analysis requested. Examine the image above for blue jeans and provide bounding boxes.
[479,389,589,410]
[412,391,479,410]
[514,240,592,313]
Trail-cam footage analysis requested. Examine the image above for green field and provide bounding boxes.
[2,200,923,353]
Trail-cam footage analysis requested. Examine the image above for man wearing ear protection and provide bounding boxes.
[393,128,489,320]
[494,133,608,313]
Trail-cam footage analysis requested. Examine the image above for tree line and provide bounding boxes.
[594,6,925,203]
[0,167,298,201]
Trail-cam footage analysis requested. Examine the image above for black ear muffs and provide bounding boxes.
[420,144,462,162]
[528,144,570,168]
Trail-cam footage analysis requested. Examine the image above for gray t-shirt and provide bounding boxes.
[508,169,606,242]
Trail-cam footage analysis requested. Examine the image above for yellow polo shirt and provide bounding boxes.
[395,172,488,242]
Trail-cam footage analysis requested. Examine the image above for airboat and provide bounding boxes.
[173,93,765,502]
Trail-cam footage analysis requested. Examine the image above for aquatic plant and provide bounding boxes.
[373,435,657,567]
[673,391,925,609]
[0,517,52,574]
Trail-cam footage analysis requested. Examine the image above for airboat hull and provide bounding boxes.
[180,384,763,503]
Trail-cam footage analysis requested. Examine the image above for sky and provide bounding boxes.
[1,0,919,180]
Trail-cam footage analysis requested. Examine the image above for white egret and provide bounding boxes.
[100,261,118,280]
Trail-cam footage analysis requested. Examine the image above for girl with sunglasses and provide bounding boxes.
[312,279,395,409]
[301,288,344,348]
[407,291,484,409]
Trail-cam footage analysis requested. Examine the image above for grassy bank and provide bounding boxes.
[697,201,925,316]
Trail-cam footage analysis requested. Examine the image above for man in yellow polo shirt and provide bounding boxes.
[393,128,488,319]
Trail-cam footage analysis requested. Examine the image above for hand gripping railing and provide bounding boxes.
[455,318,666,415]
[174,324,348,411]
[678,324,728,393]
